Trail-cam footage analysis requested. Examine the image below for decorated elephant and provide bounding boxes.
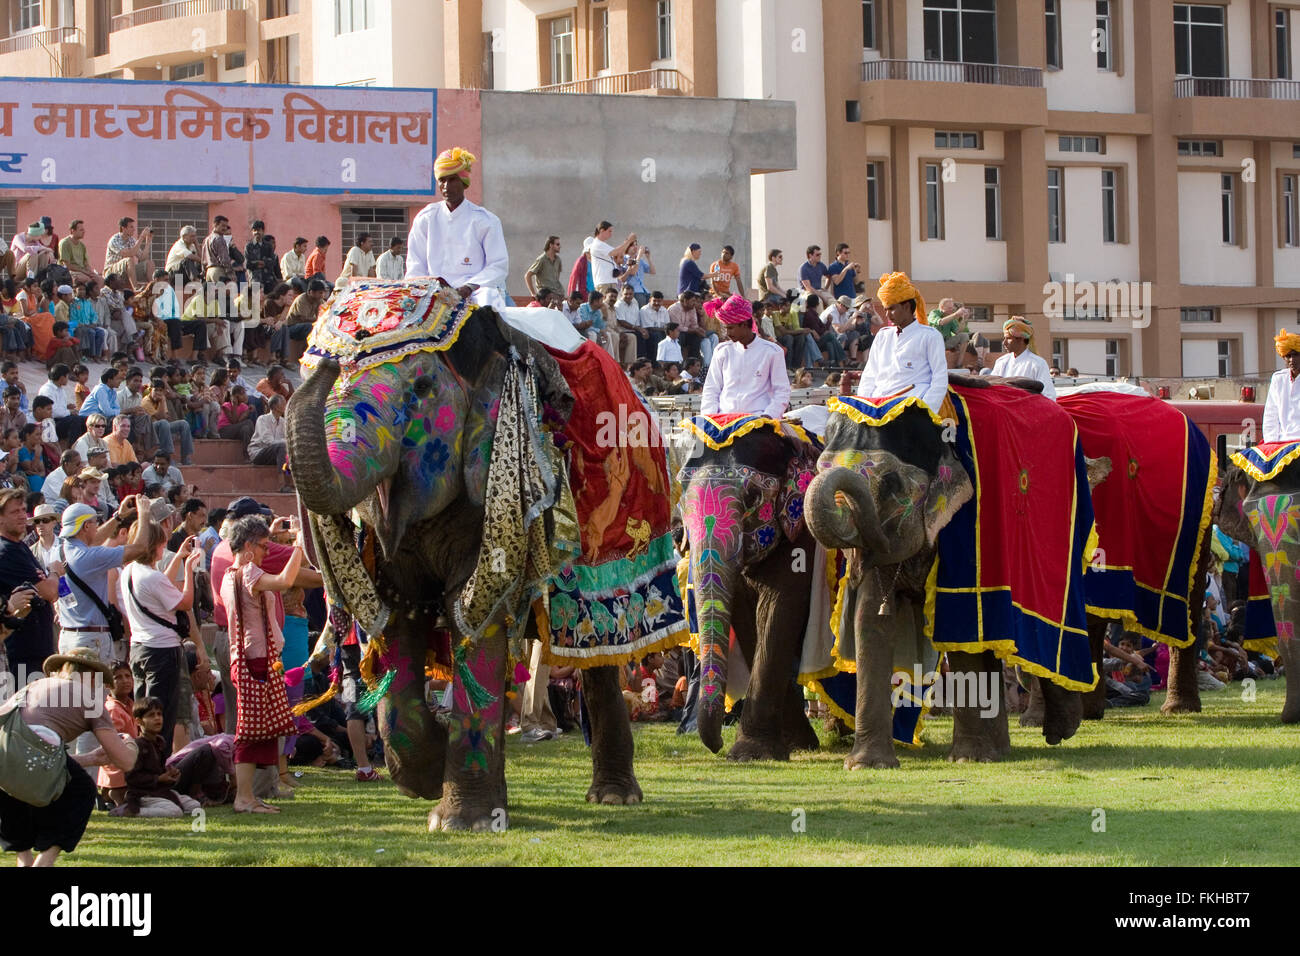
[804,379,1099,767]
[1215,441,1300,723]
[286,280,686,830]
[676,414,824,760]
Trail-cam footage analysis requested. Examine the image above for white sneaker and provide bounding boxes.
[521,728,555,742]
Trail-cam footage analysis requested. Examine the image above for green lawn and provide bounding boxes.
[66,682,1300,866]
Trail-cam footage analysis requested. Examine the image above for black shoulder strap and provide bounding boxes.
[60,542,114,622]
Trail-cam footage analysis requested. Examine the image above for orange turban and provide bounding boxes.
[875,272,926,324]
[1003,316,1034,341]
[434,147,476,186]
[1276,328,1300,357]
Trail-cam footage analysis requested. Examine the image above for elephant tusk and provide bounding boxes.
[377,477,391,520]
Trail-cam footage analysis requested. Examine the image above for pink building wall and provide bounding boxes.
[1,88,482,277]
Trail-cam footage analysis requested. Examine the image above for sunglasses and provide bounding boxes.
[34,517,56,525]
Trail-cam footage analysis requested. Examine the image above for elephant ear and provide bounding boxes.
[778,443,819,543]
[492,312,574,423]
[923,450,973,547]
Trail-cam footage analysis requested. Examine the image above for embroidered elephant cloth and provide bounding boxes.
[1244,551,1280,655]
[1061,392,1216,648]
[932,385,1098,691]
[1231,440,1300,483]
[539,342,688,666]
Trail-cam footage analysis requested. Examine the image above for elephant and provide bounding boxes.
[286,282,647,830]
[677,420,823,760]
[1215,454,1300,723]
[804,379,1096,767]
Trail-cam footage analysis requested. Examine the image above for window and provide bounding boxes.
[137,203,209,264]
[1052,338,1067,371]
[18,0,40,31]
[0,202,16,253]
[549,16,574,84]
[1059,135,1103,153]
[1105,339,1121,376]
[595,7,609,72]
[340,207,410,259]
[657,0,673,60]
[1047,167,1064,243]
[1101,169,1118,243]
[334,0,374,35]
[1177,140,1220,156]
[1045,0,1061,70]
[1278,9,1292,80]
[985,166,1001,240]
[966,306,992,324]
[862,0,876,49]
[1295,144,1300,159]
[170,61,206,81]
[1096,0,1113,71]
[936,131,981,149]
[1217,339,1233,377]
[1221,173,1235,244]
[1064,305,1108,321]
[924,163,944,239]
[923,0,997,64]
[1283,174,1299,248]
[1174,4,1226,78]
[225,52,246,71]
[867,161,885,220]
[1181,307,1217,322]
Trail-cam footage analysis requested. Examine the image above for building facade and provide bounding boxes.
[451,0,1300,379]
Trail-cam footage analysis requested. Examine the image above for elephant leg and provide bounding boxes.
[1039,675,1083,745]
[1162,643,1203,714]
[429,623,509,833]
[844,579,900,770]
[1018,675,1045,728]
[948,650,1009,762]
[584,665,643,805]
[1279,639,1300,724]
[378,613,447,800]
[730,573,799,762]
[781,680,821,753]
[1082,618,1108,719]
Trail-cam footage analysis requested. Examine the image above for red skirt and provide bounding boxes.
[233,656,281,767]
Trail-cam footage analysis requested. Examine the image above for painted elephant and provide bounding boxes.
[677,421,822,760]
[804,380,1095,768]
[1215,455,1300,723]
[286,283,643,830]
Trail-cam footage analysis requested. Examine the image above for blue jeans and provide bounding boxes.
[153,419,193,462]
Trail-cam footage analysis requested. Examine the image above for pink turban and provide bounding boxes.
[702,295,755,331]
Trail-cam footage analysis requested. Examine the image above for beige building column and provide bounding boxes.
[444,0,483,89]
[1253,140,1276,373]
[677,0,716,97]
[821,0,866,265]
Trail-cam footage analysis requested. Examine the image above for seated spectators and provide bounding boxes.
[248,395,288,472]
[141,451,184,494]
[109,697,202,818]
[218,384,255,451]
[16,423,45,492]
[141,374,193,465]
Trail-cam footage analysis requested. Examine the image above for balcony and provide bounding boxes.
[1172,77,1300,140]
[858,59,1047,129]
[107,0,246,72]
[0,26,84,77]
[531,69,690,96]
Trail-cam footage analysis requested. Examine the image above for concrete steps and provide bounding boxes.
[187,464,287,494]
[189,439,245,465]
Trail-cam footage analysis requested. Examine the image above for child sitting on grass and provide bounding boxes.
[98,662,136,808]
[110,697,202,818]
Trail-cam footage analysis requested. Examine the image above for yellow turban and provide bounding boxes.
[1003,316,1034,341]
[875,272,926,324]
[1276,328,1300,357]
[434,146,476,186]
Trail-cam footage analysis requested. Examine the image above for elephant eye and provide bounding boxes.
[412,376,434,399]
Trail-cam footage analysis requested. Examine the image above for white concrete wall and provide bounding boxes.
[1045,136,1141,282]
[864,124,892,276]
[313,0,387,86]
[907,127,1007,282]
[495,0,573,90]
[1226,0,1252,78]
[1044,0,1135,112]
[1178,166,1256,286]
[389,0,442,88]
[1069,338,1107,376]
[1181,339,1220,376]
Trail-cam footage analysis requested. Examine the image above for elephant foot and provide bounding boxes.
[1017,711,1044,728]
[843,744,899,770]
[1081,700,1107,720]
[1159,694,1202,715]
[428,804,505,832]
[1280,704,1300,725]
[782,712,822,754]
[727,735,790,762]
[586,775,643,805]
[947,736,1003,763]
[1042,694,1082,746]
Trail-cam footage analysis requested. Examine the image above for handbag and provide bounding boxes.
[227,566,294,742]
[0,689,70,806]
[127,570,191,639]
[61,543,126,647]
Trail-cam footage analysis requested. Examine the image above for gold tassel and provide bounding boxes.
[358,633,389,691]
[291,683,338,717]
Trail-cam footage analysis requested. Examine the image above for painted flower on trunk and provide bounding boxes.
[435,406,456,432]
[421,438,450,477]
[683,482,742,553]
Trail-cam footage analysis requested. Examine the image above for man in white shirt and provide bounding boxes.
[613,284,658,359]
[165,225,201,284]
[656,323,684,364]
[405,147,509,309]
[699,297,790,419]
[1264,330,1300,442]
[42,449,82,500]
[280,237,308,281]
[375,238,405,280]
[335,233,377,290]
[248,395,288,468]
[587,220,638,294]
[639,291,671,331]
[991,316,1056,400]
[38,364,81,444]
[856,272,949,414]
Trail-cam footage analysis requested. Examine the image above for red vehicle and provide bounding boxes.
[1168,398,1263,471]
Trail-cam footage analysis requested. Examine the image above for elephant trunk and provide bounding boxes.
[694,559,735,755]
[286,358,350,517]
[805,467,887,554]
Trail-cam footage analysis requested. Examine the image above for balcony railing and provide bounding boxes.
[862,59,1043,88]
[0,25,80,55]
[1173,77,1300,100]
[532,68,690,95]
[111,0,246,33]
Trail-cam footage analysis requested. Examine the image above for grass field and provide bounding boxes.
[65,682,1300,866]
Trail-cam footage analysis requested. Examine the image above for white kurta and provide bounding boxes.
[856,321,949,413]
[1263,367,1300,442]
[405,198,509,309]
[992,348,1057,400]
[700,337,790,419]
